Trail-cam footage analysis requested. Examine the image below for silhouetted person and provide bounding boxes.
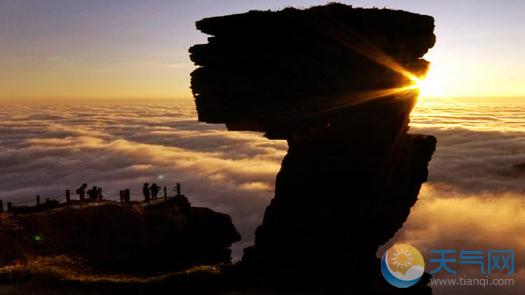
[76,183,87,201]
[97,187,103,201]
[150,183,160,199]
[143,183,151,203]
[87,186,98,200]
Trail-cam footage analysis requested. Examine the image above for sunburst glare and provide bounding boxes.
[414,65,445,99]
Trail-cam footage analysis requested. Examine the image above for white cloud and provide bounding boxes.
[0,100,524,273]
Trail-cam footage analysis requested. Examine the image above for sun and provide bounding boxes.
[415,77,440,98]
[402,63,446,100]
[412,63,447,99]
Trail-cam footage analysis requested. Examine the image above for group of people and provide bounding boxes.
[142,183,161,201]
[75,182,163,203]
[76,183,104,201]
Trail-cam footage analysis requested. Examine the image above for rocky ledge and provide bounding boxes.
[0,196,240,275]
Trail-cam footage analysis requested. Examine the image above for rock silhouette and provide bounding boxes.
[0,197,240,274]
[191,3,437,293]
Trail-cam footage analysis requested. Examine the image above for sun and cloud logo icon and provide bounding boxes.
[381,244,425,288]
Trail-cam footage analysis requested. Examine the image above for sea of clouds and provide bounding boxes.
[0,99,524,294]
[393,101,525,294]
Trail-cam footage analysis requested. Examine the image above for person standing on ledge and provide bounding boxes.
[97,187,104,201]
[143,183,151,203]
[76,183,87,202]
[87,186,98,201]
[150,183,160,199]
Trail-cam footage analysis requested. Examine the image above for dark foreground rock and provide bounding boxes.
[0,196,240,274]
[190,3,437,294]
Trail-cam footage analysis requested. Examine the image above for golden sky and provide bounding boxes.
[1,0,525,101]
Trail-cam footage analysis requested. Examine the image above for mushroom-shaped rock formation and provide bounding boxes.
[190,3,437,293]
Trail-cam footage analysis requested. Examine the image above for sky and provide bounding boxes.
[1,0,525,101]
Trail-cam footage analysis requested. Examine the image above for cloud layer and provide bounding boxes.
[0,101,286,255]
[0,99,524,294]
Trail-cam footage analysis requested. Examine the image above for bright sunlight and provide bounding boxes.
[415,64,446,98]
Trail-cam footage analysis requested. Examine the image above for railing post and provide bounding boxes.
[176,183,181,196]
[163,186,167,200]
[36,195,41,207]
[66,190,70,203]
[119,190,124,204]
[125,189,130,203]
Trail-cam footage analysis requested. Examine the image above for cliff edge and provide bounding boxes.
[0,196,240,274]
